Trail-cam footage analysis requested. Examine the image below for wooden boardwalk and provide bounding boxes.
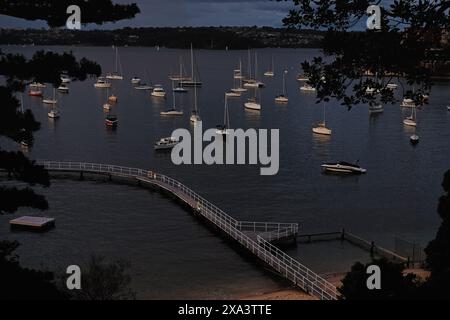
[37,161,338,300]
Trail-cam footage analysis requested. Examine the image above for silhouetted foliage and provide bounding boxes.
[0,0,140,27]
[0,241,68,300]
[339,258,421,300]
[69,255,135,300]
[280,0,450,108]
[423,170,450,298]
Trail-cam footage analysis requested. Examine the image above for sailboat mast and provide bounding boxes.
[282,72,286,95]
[255,52,258,81]
[115,47,118,73]
[194,82,198,113]
[248,49,251,79]
[190,43,194,81]
[172,80,176,108]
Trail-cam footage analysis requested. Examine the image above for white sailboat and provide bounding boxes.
[190,81,201,124]
[264,55,275,77]
[243,52,264,88]
[48,107,60,119]
[57,83,69,93]
[244,89,261,111]
[179,44,202,87]
[231,60,247,93]
[103,87,112,110]
[275,70,288,103]
[43,88,57,105]
[106,46,124,80]
[313,103,332,135]
[216,94,230,135]
[161,81,183,116]
[403,105,417,127]
[173,58,188,93]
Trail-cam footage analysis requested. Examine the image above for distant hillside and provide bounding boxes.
[0,27,324,49]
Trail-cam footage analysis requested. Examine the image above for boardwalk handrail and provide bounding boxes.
[38,160,337,300]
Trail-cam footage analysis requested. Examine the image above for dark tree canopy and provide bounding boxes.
[0,241,68,300]
[280,0,450,108]
[0,0,140,27]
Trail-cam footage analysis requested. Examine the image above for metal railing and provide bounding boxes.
[38,160,337,300]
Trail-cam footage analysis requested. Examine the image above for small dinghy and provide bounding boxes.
[321,161,367,174]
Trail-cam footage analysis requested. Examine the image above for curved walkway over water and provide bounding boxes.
[36,160,337,300]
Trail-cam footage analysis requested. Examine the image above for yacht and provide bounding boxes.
[297,75,309,82]
[313,103,331,135]
[154,137,179,150]
[60,74,71,83]
[226,91,241,97]
[403,106,417,127]
[179,44,202,87]
[131,77,141,85]
[275,70,288,103]
[321,162,367,174]
[43,88,57,105]
[30,82,46,89]
[151,85,166,98]
[57,83,69,93]
[190,82,201,124]
[244,97,261,111]
[106,47,124,80]
[401,98,416,108]
[134,84,153,90]
[161,81,183,116]
[312,123,332,135]
[369,104,383,113]
[410,134,419,145]
[300,84,316,92]
[387,83,398,90]
[94,77,112,88]
[264,56,275,77]
[105,114,118,127]
[28,89,43,97]
[47,108,60,119]
[216,94,230,135]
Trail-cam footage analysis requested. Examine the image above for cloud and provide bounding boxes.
[0,0,293,28]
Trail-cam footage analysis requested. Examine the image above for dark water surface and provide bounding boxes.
[1,46,449,298]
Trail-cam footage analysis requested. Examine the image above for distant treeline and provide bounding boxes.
[0,27,324,49]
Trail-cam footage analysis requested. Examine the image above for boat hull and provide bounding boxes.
[244,102,261,111]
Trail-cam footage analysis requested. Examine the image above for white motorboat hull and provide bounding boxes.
[43,99,57,105]
[226,92,241,97]
[231,88,247,93]
[151,92,166,98]
[135,86,153,90]
[300,86,316,92]
[94,83,111,88]
[264,72,274,77]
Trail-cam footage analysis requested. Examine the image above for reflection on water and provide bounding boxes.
[1,46,450,298]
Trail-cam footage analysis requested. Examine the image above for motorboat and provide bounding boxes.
[296,75,309,82]
[369,104,383,113]
[60,74,71,83]
[105,114,118,127]
[131,77,141,85]
[47,108,60,119]
[155,137,179,150]
[57,84,69,93]
[321,161,367,174]
[94,77,112,88]
[28,89,43,97]
[410,134,419,145]
[30,82,46,89]
[151,86,166,98]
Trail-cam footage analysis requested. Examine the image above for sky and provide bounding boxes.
[0,0,295,29]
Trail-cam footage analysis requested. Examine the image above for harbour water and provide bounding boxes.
[1,46,449,298]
